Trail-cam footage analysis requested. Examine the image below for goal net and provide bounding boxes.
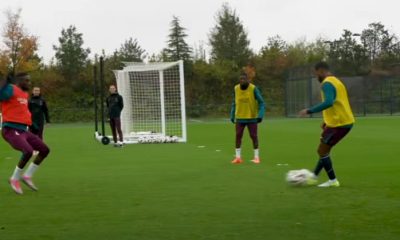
[113,60,187,144]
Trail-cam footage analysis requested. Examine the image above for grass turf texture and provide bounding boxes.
[0,117,399,240]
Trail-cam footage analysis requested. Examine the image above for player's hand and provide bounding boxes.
[230,118,235,124]
[298,109,309,117]
[257,118,262,123]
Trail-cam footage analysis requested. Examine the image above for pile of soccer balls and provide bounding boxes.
[286,169,314,186]
[137,135,179,144]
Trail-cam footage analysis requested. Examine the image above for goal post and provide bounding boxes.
[112,60,187,144]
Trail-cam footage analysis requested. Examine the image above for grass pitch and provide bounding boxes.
[0,117,399,240]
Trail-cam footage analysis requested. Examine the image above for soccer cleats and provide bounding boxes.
[250,157,261,164]
[9,179,23,195]
[231,157,243,164]
[22,176,38,191]
[318,180,340,188]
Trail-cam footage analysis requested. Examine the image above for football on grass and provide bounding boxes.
[286,169,313,186]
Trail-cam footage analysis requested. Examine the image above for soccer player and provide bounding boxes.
[299,62,355,187]
[29,87,50,139]
[106,84,124,147]
[230,73,265,164]
[0,72,50,194]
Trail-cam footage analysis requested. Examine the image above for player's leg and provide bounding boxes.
[109,118,118,145]
[29,126,41,155]
[247,123,260,163]
[37,124,44,140]
[22,131,50,191]
[313,142,332,176]
[316,127,351,187]
[115,117,123,145]
[2,127,34,194]
[232,123,246,163]
[29,126,39,137]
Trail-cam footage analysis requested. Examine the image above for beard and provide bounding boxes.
[318,76,325,83]
[240,82,249,90]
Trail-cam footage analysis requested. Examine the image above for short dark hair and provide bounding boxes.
[314,61,330,71]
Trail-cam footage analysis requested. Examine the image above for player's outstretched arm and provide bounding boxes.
[299,83,335,117]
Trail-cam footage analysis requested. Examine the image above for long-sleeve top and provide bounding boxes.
[106,93,124,118]
[308,82,336,114]
[29,95,50,129]
[308,82,353,128]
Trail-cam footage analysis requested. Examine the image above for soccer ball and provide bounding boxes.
[286,169,313,186]
[171,136,179,143]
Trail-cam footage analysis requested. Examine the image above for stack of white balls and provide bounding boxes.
[138,136,179,144]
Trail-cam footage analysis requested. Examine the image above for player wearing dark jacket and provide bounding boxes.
[29,87,50,140]
[106,85,124,146]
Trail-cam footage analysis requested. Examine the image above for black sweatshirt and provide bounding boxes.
[106,93,124,118]
[28,95,50,129]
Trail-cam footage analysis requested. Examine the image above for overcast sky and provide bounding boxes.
[0,0,399,62]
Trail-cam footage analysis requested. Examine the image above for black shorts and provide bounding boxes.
[321,126,352,146]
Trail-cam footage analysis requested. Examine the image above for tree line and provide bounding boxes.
[1,4,399,121]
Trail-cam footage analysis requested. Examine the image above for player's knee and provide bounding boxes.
[317,148,329,157]
[249,133,258,141]
[40,145,50,157]
[23,148,34,158]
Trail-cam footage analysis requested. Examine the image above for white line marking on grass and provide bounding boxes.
[197,145,206,148]
[189,119,204,123]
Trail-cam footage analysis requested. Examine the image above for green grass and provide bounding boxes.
[0,117,399,240]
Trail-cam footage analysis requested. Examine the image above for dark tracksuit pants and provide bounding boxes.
[110,118,123,143]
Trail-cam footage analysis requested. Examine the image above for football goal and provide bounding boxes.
[94,59,187,144]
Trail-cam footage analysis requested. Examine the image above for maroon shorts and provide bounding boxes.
[2,127,49,154]
[321,126,352,146]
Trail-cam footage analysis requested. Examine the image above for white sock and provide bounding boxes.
[24,163,39,178]
[235,148,241,158]
[254,149,259,158]
[329,178,337,182]
[11,166,23,180]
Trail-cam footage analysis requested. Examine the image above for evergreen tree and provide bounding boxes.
[118,38,146,62]
[209,3,251,67]
[164,16,191,61]
[53,25,90,82]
